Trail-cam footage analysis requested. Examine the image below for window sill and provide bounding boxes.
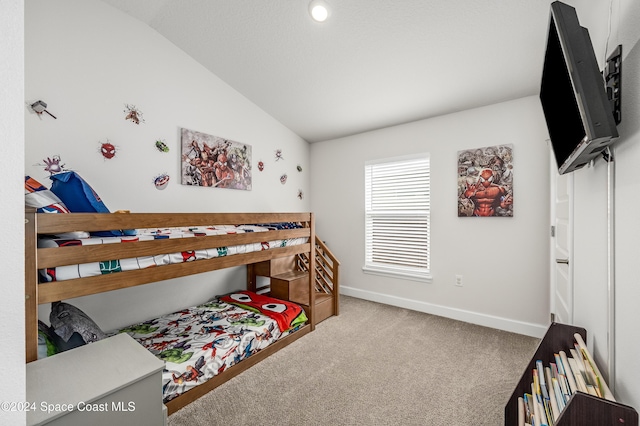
[362,264,432,283]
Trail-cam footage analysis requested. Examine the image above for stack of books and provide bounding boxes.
[517,333,615,426]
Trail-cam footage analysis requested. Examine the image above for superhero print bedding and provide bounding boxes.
[115,291,307,403]
[38,223,307,282]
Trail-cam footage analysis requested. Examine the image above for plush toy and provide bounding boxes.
[49,302,107,348]
[37,320,58,358]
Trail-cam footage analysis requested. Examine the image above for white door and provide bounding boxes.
[550,150,574,325]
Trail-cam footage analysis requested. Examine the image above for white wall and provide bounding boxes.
[13,0,640,419]
[310,96,551,337]
[566,0,640,411]
[1,1,26,424]
[25,0,310,331]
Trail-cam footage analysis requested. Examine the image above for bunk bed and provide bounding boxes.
[24,209,317,414]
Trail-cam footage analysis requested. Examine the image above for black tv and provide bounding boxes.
[540,1,618,174]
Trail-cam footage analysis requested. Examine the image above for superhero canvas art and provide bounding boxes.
[457,144,513,217]
[180,128,252,190]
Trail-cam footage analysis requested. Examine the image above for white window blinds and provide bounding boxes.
[364,154,431,282]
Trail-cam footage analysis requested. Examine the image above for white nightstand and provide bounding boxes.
[27,333,165,426]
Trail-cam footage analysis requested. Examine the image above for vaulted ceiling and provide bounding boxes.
[100,0,561,142]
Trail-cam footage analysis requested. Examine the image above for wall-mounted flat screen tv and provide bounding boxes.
[540,1,618,175]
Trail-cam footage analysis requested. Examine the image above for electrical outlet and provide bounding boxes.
[455,275,463,287]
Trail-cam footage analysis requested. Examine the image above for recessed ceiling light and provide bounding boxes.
[309,0,330,22]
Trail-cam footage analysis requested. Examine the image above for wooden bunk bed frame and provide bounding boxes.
[24,209,316,414]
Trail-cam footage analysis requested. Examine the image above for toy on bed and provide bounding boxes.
[50,301,107,346]
[36,302,108,359]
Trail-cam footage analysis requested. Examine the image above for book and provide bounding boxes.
[559,351,578,395]
[558,376,569,405]
[585,383,599,397]
[524,393,534,425]
[545,366,560,421]
[552,377,566,411]
[554,353,566,376]
[567,356,589,393]
[569,348,591,392]
[537,360,550,401]
[514,329,621,426]
[573,344,602,398]
[543,398,555,426]
[532,382,549,426]
[573,333,616,401]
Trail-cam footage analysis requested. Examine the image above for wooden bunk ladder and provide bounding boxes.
[247,236,340,326]
[295,236,340,323]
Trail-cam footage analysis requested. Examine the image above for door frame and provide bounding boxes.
[549,148,574,324]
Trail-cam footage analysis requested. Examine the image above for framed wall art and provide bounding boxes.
[181,128,252,190]
[457,144,513,217]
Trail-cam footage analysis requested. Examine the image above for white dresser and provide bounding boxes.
[27,333,166,426]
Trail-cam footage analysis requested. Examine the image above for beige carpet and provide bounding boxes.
[168,296,539,426]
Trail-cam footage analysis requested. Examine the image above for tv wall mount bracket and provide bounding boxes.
[604,44,622,126]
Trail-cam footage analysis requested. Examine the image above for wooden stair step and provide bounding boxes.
[314,292,332,304]
[269,270,336,325]
[253,256,297,277]
[296,292,333,306]
[270,271,309,305]
[271,270,308,281]
[310,292,334,324]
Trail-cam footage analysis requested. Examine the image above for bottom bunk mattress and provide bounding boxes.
[114,291,307,403]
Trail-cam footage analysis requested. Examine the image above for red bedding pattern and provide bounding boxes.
[220,291,307,332]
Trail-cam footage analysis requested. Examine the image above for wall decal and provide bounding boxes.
[257,160,264,172]
[297,189,304,199]
[124,104,144,124]
[30,100,57,119]
[155,139,169,153]
[457,144,513,217]
[99,140,117,159]
[280,173,287,184]
[274,149,284,161]
[41,156,66,175]
[180,128,252,190]
[297,164,302,172]
[154,173,170,190]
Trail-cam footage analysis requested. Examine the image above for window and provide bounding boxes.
[363,154,431,282]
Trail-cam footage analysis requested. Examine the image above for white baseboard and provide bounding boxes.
[340,285,548,338]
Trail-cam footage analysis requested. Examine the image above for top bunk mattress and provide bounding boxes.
[38,223,307,282]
